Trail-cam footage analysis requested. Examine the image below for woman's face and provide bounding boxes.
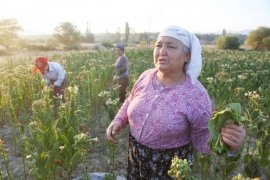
[35,61,45,68]
[115,48,123,57]
[153,36,189,74]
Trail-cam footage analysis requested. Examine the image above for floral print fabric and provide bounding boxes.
[127,134,193,180]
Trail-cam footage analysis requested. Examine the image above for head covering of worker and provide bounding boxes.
[158,25,202,84]
[33,57,49,75]
[115,43,125,52]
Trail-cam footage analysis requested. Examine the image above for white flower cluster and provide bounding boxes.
[206,77,214,83]
[245,91,260,100]
[226,78,233,82]
[28,121,39,129]
[221,64,230,68]
[106,98,119,105]
[112,84,121,91]
[113,75,118,81]
[32,99,47,109]
[98,90,111,97]
[67,86,79,95]
[237,74,247,80]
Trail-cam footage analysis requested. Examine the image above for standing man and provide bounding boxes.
[114,43,129,104]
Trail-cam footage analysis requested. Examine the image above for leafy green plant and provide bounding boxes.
[208,103,242,155]
[98,78,121,180]
[25,86,90,179]
[73,133,98,180]
[0,138,13,179]
[207,103,244,179]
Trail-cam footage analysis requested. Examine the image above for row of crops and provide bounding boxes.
[0,49,269,179]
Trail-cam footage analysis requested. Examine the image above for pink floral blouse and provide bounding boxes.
[112,68,212,153]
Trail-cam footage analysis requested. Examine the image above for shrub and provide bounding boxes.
[216,35,241,50]
[245,27,270,50]
[102,41,114,49]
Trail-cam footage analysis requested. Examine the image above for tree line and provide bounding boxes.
[0,18,270,52]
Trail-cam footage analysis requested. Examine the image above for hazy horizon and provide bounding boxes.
[19,28,253,37]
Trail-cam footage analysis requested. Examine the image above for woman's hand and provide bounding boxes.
[106,122,121,144]
[221,123,246,151]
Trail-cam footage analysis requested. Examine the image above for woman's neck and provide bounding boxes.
[117,53,124,58]
[156,70,186,86]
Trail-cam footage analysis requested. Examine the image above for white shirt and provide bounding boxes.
[44,62,66,87]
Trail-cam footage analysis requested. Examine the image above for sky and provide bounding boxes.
[0,0,270,35]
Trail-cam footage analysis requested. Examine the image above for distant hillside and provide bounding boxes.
[227,29,252,35]
[210,29,252,35]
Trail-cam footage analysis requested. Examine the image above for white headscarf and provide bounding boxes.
[158,25,202,84]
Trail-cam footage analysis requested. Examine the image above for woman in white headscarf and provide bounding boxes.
[106,25,246,179]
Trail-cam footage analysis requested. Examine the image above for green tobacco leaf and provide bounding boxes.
[227,103,241,123]
[263,134,270,147]
[208,103,242,155]
[48,144,59,164]
[216,110,233,130]
[227,103,241,115]
[70,150,82,169]
[67,127,77,142]
[208,120,218,140]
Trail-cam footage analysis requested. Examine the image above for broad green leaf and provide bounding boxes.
[208,103,242,155]
[70,150,82,169]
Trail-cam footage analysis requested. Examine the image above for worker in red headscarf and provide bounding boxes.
[33,57,68,114]
[33,57,48,75]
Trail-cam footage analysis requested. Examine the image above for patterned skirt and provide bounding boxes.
[127,134,193,180]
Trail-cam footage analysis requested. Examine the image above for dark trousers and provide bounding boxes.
[50,78,68,116]
[118,77,129,103]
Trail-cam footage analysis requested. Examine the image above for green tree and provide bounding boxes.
[216,35,240,50]
[84,32,95,43]
[0,19,22,49]
[53,22,81,47]
[125,22,129,44]
[82,22,95,43]
[139,32,150,48]
[222,29,226,36]
[114,27,121,43]
[245,26,270,50]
